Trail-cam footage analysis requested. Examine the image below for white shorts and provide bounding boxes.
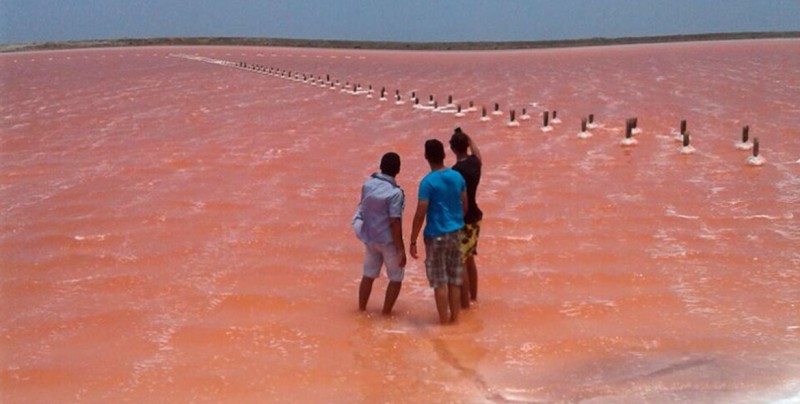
[363,243,404,282]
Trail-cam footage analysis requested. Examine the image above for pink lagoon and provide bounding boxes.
[1,39,799,402]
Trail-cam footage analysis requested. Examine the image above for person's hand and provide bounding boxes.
[398,250,407,268]
[410,243,418,259]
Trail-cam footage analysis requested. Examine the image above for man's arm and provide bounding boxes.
[461,191,468,217]
[409,199,428,259]
[389,217,406,268]
[468,135,482,163]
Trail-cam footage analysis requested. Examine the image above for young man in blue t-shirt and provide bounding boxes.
[409,139,467,324]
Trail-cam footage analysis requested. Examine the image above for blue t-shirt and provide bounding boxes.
[418,168,466,238]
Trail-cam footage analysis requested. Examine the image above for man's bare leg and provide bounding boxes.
[460,269,471,309]
[359,276,374,311]
[434,286,450,324]
[466,255,478,300]
[448,284,461,323]
[382,281,402,315]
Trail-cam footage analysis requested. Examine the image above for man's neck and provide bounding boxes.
[429,162,445,171]
[455,152,469,161]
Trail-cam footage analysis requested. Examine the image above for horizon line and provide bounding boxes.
[2,31,799,53]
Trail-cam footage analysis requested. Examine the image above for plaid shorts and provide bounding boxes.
[423,230,463,288]
[459,221,481,258]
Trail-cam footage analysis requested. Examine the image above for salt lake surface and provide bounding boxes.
[1,40,799,402]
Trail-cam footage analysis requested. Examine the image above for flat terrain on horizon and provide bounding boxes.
[2,31,799,53]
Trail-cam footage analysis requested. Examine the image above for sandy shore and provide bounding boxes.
[2,31,799,53]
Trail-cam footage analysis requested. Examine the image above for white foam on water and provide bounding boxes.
[454,112,465,118]
[680,145,697,155]
[479,116,491,122]
[620,137,637,146]
[747,155,766,166]
[540,126,553,133]
[519,114,531,120]
[73,234,109,241]
[632,127,642,135]
[491,110,503,116]
[551,117,562,124]
[734,213,793,221]
[506,121,520,127]
[587,122,599,129]
[577,131,592,139]
[666,207,700,220]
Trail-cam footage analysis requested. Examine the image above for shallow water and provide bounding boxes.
[1,40,799,402]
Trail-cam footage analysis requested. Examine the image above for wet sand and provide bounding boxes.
[1,40,799,402]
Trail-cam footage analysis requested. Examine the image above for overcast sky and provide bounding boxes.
[1,0,799,44]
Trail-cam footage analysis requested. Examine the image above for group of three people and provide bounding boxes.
[355,127,483,324]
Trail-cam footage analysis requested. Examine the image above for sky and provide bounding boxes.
[1,0,799,45]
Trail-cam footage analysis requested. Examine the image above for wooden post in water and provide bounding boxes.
[683,131,691,147]
[448,95,453,104]
[543,111,550,127]
[482,106,487,118]
[510,110,516,122]
[588,114,595,124]
[680,119,687,135]
[753,137,760,157]
[625,119,633,139]
[494,103,500,113]
[581,118,587,132]
[742,125,750,143]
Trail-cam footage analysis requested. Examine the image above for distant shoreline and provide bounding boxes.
[2,32,799,53]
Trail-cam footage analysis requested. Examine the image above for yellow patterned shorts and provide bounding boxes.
[459,221,481,258]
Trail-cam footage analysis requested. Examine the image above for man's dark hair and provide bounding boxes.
[424,139,445,164]
[380,152,401,177]
[449,127,469,154]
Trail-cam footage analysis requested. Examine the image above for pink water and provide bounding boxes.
[1,40,799,402]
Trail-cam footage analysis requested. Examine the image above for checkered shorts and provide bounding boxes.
[423,230,463,288]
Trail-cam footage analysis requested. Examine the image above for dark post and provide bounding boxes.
[742,125,750,143]
[448,95,453,104]
[581,118,587,132]
[522,108,527,116]
[680,119,687,135]
[553,110,558,119]
[589,114,595,124]
[429,95,434,103]
[683,132,691,147]
[543,111,550,127]
[457,104,462,113]
[753,137,760,157]
[625,119,633,139]
[482,106,487,117]
[510,110,516,122]
[494,103,500,112]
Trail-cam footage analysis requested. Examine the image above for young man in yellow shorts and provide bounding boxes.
[449,128,483,309]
